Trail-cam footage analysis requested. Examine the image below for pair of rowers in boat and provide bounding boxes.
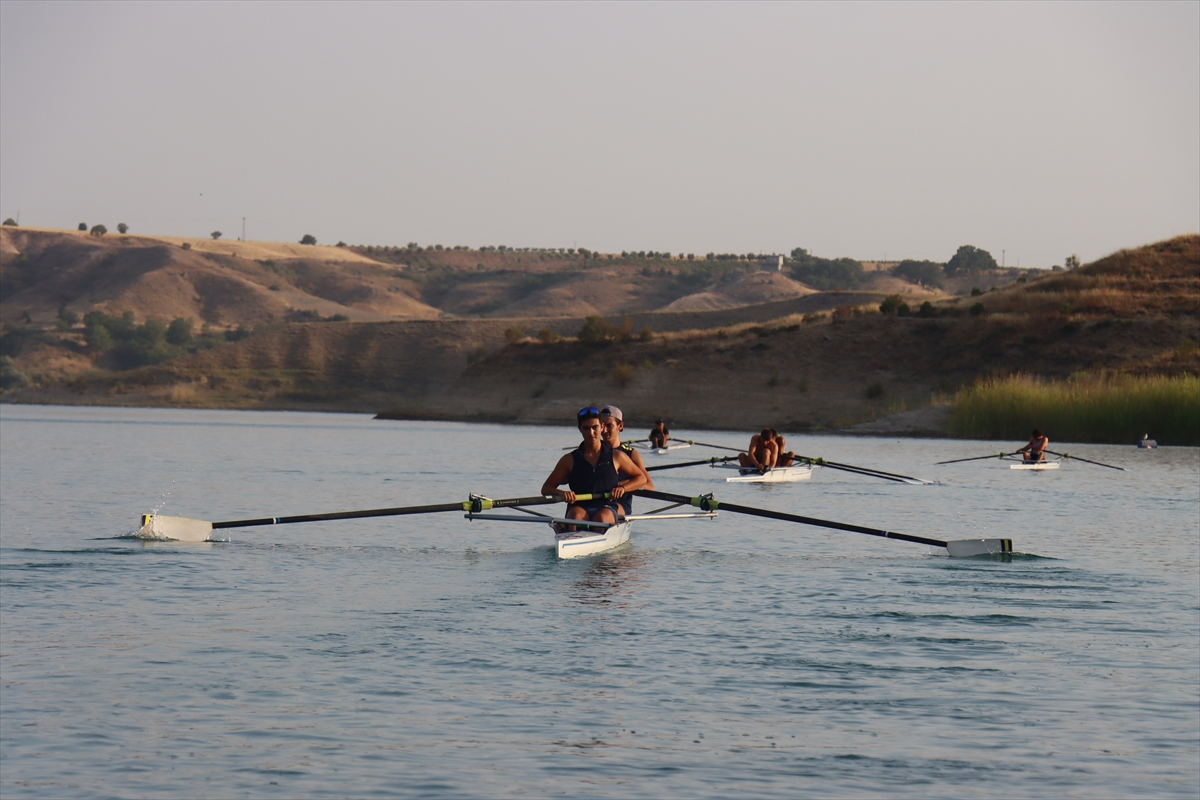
[540,405,654,531]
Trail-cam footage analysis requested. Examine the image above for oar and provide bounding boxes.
[645,455,740,472]
[1045,450,1125,471]
[684,440,744,453]
[796,457,934,485]
[632,489,1012,558]
[138,493,610,543]
[936,451,1021,465]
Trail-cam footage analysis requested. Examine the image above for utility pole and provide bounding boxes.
[1002,249,1005,267]
[242,217,246,242]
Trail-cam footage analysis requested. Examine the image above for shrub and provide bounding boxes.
[879,295,902,315]
[90,224,107,237]
[578,315,611,343]
[897,302,911,316]
[866,381,884,399]
[466,345,488,365]
[969,302,985,316]
[166,318,193,345]
[2,218,16,226]
[504,326,523,344]
[181,242,191,250]
[918,301,935,318]
[78,223,87,231]
[788,248,865,290]
[300,234,317,245]
[638,327,654,342]
[117,223,128,234]
[802,312,825,323]
[538,328,560,343]
[211,231,222,240]
[225,326,253,342]
[611,363,635,388]
[970,287,982,296]
[0,355,30,390]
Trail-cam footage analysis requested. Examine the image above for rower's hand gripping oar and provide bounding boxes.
[1044,449,1125,471]
[139,493,610,543]
[632,489,1012,558]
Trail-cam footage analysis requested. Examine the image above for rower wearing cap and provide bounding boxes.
[599,405,654,519]
[541,406,647,530]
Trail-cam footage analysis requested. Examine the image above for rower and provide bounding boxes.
[738,428,778,472]
[541,406,647,530]
[648,419,670,449]
[1138,434,1158,449]
[599,405,654,518]
[769,428,796,467]
[1018,429,1049,462]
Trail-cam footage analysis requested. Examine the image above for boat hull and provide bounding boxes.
[554,520,632,558]
[1010,461,1059,470]
[726,465,814,483]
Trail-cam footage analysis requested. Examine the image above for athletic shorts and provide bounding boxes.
[568,501,621,519]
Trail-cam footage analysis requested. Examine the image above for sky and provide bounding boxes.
[1,1,1197,267]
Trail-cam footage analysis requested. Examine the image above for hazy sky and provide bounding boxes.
[2,1,1197,266]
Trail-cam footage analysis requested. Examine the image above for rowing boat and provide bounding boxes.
[724,464,814,483]
[1010,461,1060,470]
[464,496,717,558]
[640,443,692,455]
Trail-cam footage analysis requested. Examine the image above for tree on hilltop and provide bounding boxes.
[211,231,222,240]
[892,259,945,289]
[90,224,107,237]
[300,234,317,245]
[78,223,87,231]
[944,245,997,276]
[117,223,128,234]
[2,218,16,226]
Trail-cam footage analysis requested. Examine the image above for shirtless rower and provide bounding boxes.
[1018,429,1049,463]
[541,406,647,530]
[599,405,654,519]
[769,429,796,467]
[648,420,670,449]
[739,429,778,472]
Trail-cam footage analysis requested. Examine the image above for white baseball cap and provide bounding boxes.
[599,405,623,421]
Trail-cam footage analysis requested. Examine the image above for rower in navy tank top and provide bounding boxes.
[541,407,648,531]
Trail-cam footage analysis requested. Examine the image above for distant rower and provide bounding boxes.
[739,429,778,472]
[1138,434,1158,449]
[649,419,670,449]
[1018,429,1049,462]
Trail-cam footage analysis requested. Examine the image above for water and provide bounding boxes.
[1,405,1197,799]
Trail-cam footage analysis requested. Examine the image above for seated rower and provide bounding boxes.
[648,419,670,449]
[739,428,779,472]
[541,406,647,531]
[769,428,796,467]
[1018,429,1049,462]
[599,405,654,519]
[1138,434,1158,449]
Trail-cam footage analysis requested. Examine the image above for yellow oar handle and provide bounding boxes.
[462,493,609,513]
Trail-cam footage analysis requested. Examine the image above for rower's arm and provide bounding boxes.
[540,454,575,501]
[628,449,654,491]
[611,451,647,498]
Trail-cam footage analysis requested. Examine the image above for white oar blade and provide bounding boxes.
[946,538,1014,558]
[139,514,213,542]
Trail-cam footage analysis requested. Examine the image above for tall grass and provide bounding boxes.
[948,373,1200,446]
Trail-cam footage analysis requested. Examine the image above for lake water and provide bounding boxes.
[1,405,1197,799]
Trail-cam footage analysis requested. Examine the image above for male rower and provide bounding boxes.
[648,419,670,449]
[599,405,654,518]
[770,429,796,467]
[739,429,778,472]
[541,406,647,530]
[1018,429,1049,462]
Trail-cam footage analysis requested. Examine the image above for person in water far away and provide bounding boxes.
[1018,429,1049,462]
[739,428,778,472]
[648,420,670,449]
[541,407,647,530]
[599,405,653,518]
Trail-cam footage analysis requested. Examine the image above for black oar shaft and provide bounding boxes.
[686,441,745,453]
[807,461,908,483]
[633,489,948,549]
[210,494,570,530]
[645,456,739,472]
[1045,450,1125,471]
[936,452,1017,465]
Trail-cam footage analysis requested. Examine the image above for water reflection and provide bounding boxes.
[567,546,649,607]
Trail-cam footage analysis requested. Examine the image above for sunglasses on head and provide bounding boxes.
[577,406,600,419]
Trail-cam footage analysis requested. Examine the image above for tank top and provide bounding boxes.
[616,443,636,514]
[568,442,619,497]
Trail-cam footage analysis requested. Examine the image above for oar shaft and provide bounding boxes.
[210,494,586,530]
[816,459,926,483]
[936,452,1017,465]
[645,456,739,472]
[1044,450,1125,471]
[633,489,948,549]
[686,441,745,453]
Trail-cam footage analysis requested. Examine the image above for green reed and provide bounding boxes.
[948,373,1200,446]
